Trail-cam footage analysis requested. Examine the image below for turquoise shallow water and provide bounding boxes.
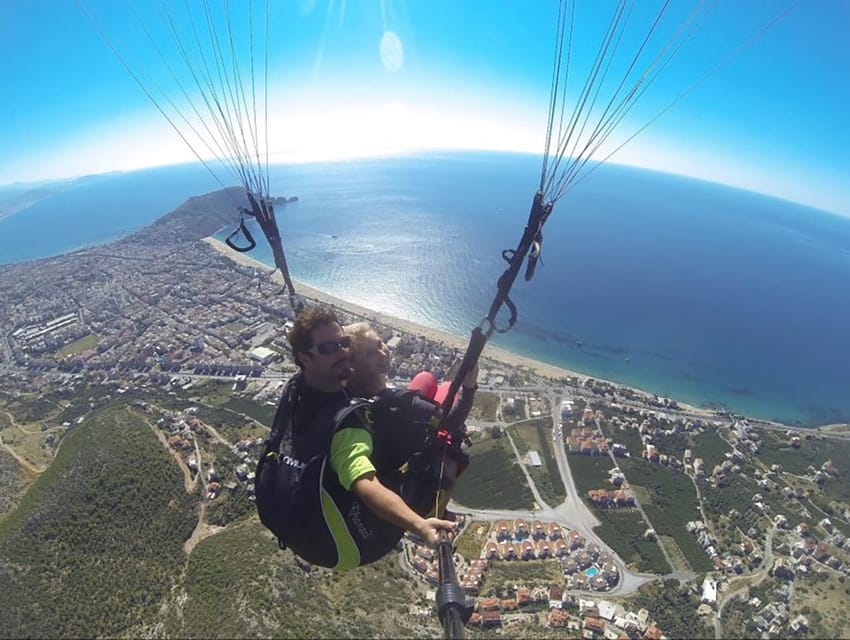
[2,152,849,426]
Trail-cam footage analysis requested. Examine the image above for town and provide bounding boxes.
[2,221,849,639]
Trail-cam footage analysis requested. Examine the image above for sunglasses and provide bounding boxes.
[308,335,352,356]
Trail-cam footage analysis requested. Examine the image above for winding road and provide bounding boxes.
[450,389,661,596]
[713,525,777,639]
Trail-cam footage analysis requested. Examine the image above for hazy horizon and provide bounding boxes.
[2,151,848,222]
[1,1,848,216]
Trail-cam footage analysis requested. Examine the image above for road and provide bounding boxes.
[450,390,662,596]
[504,429,550,511]
[713,525,777,639]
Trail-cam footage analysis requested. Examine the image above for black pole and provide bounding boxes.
[435,535,467,640]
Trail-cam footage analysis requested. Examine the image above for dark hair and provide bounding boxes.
[287,306,340,367]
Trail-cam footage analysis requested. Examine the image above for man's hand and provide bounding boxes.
[353,474,458,546]
[415,517,458,547]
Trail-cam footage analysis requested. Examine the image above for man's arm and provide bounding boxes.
[351,473,456,546]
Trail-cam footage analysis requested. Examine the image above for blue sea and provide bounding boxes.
[2,152,849,426]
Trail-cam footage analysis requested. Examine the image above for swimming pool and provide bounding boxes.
[585,567,599,577]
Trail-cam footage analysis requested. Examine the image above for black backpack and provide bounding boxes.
[254,375,340,551]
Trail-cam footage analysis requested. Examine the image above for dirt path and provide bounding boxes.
[137,411,225,554]
[0,408,45,474]
[0,440,45,475]
[183,501,225,554]
[2,408,36,436]
[199,420,234,448]
[142,415,197,494]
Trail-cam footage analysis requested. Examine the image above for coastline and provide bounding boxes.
[203,237,716,418]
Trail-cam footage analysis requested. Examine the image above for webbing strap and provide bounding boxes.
[225,215,257,252]
[229,190,303,312]
[439,190,553,417]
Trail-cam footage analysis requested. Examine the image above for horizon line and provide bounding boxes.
[1,148,847,221]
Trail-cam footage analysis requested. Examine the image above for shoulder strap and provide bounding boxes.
[267,373,303,454]
[333,398,374,435]
[376,388,440,429]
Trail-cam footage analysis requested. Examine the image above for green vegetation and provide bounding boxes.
[720,594,752,639]
[658,535,690,574]
[55,333,98,358]
[619,458,712,573]
[190,379,236,405]
[0,407,196,639]
[222,396,275,427]
[568,454,615,494]
[456,520,490,561]
[593,509,670,574]
[164,521,438,638]
[470,391,500,422]
[632,579,711,639]
[1,393,58,424]
[206,490,255,526]
[790,571,850,639]
[650,431,690,460]
[469,623,557,640]
[690,430,731,471]
[453,436,534,510]
[509,419,566,506]
[805,496,850,537]
[760,431,850,503]
[197,404,254,442]
[702,474,766,535]
[0,423,51,469]
[0,450,30,519]
[570,454,675,572]
[481,560,563,595]
[598,419,643,457]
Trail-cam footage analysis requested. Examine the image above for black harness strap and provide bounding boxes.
[224,213,257,252]
[227,190,303,312]
[429,190,556,640]
[439,190,553,419]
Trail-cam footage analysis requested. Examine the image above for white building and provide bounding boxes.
[249,346,276,365]
[701,577,718,605]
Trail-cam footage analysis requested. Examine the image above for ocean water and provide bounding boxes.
[2,152,849,426]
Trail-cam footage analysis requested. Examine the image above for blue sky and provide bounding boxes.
[1,1,848,216]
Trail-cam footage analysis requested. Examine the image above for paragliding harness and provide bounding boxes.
[254,374,333,554]
[370,387,470,517]
[255,377,469,569]
[225,190,302,312]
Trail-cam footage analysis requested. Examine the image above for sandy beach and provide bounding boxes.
[203,236,714,416]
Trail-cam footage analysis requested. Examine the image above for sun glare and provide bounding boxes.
[380,31,404,72]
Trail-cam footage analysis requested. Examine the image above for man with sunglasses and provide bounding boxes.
[255,305,456,571]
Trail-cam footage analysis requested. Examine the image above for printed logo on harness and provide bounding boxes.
[348,501,373,540]
[282,454,307,470]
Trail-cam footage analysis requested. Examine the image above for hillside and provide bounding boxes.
[119,187,247,245]
[0,400,441,639]
[0,450,30,518]
[152,520,438,639]
[0,407,197,638]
